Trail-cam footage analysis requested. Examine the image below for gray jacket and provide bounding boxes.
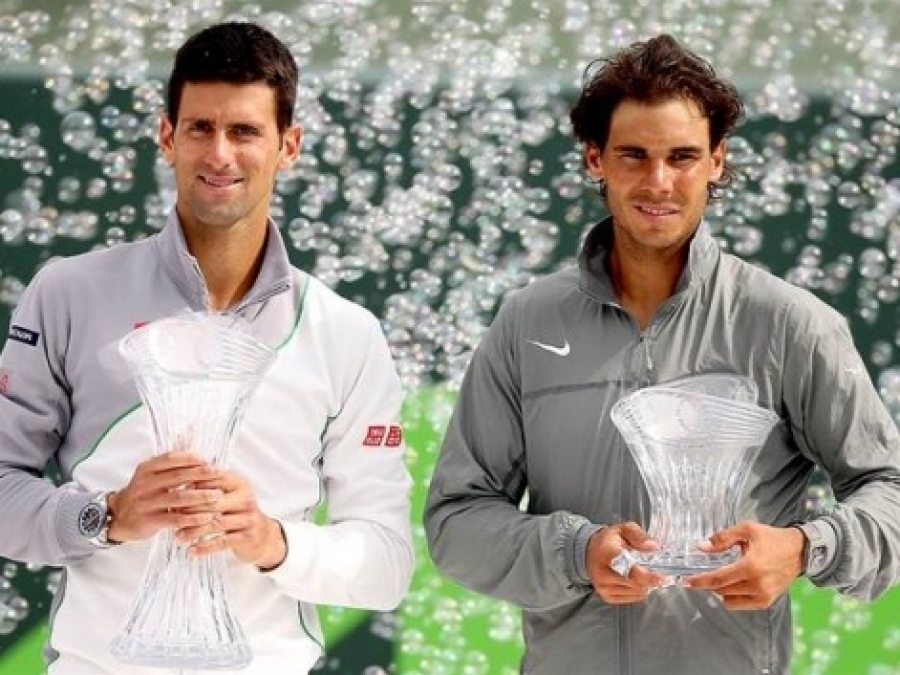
[425,219,900,675]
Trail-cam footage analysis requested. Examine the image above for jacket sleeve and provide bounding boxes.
[0,265,97,565]
[783,306,900,600]
[265,312,415,611]
[424,297,593,611]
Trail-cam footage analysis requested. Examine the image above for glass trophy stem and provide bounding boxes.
[111,529,252,669]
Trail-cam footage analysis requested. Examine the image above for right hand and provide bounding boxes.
[106,450,224,543]
[585,522,667,604]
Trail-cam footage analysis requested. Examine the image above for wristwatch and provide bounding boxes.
[77,491,119,548]
[795,521,830,578]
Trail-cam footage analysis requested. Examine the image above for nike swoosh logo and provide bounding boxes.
[527,339,571,356]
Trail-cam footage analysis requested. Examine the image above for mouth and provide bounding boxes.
[635,204,679,217]
[199,175,243,189]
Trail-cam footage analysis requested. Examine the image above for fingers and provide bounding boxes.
[109,452,226,542]
[181,512,249,550]
[683,523,794,611]
[175,473,270,561]
[165,487,223,511]
[700,522,752,553]
[611,559,668,589]
[147,449,208,468]
[187,530,231,557]
[618,522,660,551]
[585,523,670,604]
[137,452,223,491]
[171,475,251,536]
[177,512,228,548]
[683,562,746,591]
[599,562,666,603]
[602,584,653,604]
[183,510,285,570]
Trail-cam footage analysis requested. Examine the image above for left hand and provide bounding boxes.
[175,469,287,571]
[682,521,805,610]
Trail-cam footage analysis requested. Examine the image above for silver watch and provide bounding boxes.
[796,521,830,578]
[77,491,119,548]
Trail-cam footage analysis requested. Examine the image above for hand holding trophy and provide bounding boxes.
[610,374,779,579]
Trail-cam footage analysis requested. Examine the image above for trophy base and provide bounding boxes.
[635,547,740,577]
[111,635,253,670]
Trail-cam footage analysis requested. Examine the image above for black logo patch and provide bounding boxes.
[9,325,39,347]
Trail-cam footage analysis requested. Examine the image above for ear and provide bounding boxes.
[158,114,175,165]
[585,144,605,181]
[278,124,302,170]
[710,140,725,182]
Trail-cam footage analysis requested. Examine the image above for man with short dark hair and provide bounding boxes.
[0,22,414,674]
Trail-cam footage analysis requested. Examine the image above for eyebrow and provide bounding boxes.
[181,118,264,129]
[611,144,704,154]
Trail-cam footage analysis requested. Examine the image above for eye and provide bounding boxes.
[232,125,261,138]
[671,151,700,165]
[184,121,213,137]
[618,149,645,162]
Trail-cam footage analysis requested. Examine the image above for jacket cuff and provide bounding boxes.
[260,520,314,582]
[257,519,288,573]
[573,523,605,586]
[56,484,98,558]
[556,513,595,588]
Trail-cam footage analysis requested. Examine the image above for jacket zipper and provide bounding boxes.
[618,315,665,675]
[639,332,655,387]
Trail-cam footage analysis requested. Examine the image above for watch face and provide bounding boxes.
[78,503,105,538]
[810,545,828,570]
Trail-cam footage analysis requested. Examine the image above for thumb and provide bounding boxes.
[619,522,660,551]
[699,525,747,553]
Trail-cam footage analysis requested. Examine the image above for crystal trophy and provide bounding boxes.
[610,374,779,576]
[111,314,277,669]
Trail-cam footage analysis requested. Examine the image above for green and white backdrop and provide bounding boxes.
[1,1,900,673]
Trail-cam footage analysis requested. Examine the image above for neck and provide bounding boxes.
[181,219,269,312]
[609,243,687,330]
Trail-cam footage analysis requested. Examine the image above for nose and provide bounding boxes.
[203,131,234,169]
[644,159,674,192]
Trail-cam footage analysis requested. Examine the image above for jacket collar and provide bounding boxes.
[577,216,719,304]
[154,211,294,312]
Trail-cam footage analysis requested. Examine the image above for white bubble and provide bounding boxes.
[60,110,97,150]
[859,248,888,280]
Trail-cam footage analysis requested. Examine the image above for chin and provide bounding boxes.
[193,208,244,228]
[636,228,691,248]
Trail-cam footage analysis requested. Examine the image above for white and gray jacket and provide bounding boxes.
[0,214,414,674]
[425,219,900,675]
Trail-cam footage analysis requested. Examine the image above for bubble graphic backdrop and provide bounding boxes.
[1,1,899,673]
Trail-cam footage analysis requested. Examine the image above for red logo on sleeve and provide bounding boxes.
[385,425,403,447]
[362,424,403,448]
[363,425,387,446]
[0,369,9,395]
